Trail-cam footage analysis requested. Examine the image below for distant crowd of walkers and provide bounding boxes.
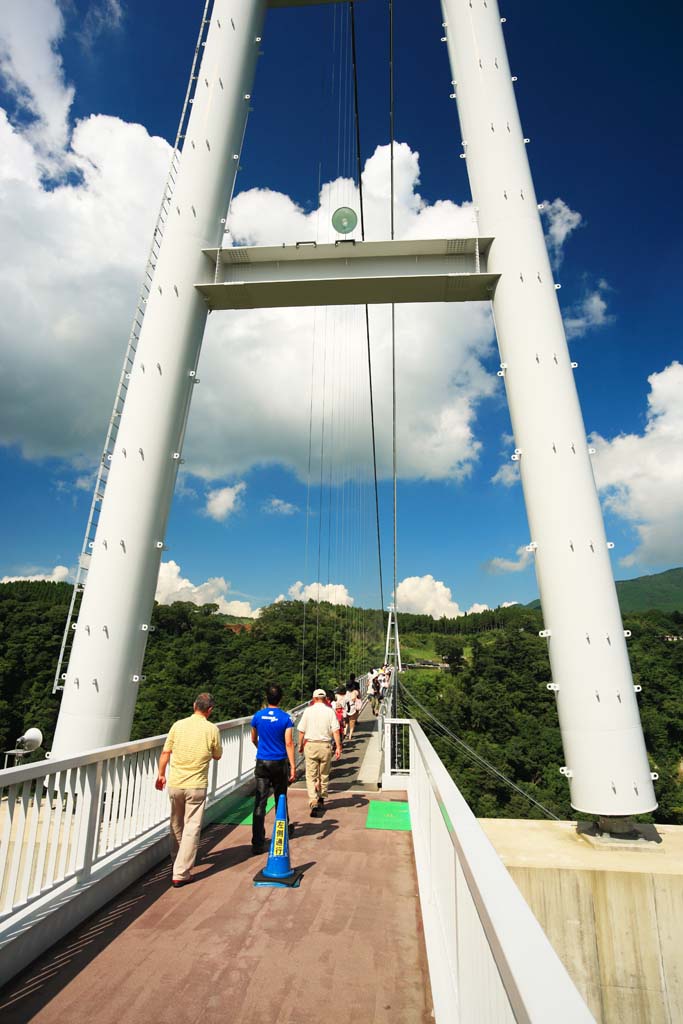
[365,666,391,716]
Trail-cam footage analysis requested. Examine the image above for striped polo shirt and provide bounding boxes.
[163,714,222,789]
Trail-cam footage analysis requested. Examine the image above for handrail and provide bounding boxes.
[0,701,311,937]
[383,717,594,1023]
[2,700,312,786]
[0,716,252,786]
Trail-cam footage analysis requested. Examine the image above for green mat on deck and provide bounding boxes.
[366,800,411,831]
[214,794,274,826]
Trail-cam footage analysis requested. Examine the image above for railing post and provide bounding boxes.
[76,761,103,878]
[237,725,244,780]
[209,755,217,801]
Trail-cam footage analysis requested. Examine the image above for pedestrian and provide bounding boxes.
[367,675,380,717]
[345,684,361,741]
[297,687,342,817]
[250,685,297,854]
[335,682,349,739]
[331,687,347,747]
[308,690,332,706]
[155,692,223,888]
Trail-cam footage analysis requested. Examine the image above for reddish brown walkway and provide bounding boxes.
[0,788,432,1024]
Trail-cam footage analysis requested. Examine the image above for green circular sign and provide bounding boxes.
[331,206,358,235]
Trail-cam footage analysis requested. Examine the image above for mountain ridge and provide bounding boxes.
[526,567,683,614]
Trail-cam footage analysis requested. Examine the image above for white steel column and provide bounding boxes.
[384,606,403,673]
[441,0,656,814]
[52,0,267,756]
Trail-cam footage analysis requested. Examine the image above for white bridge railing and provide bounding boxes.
[383,718,594,1024]
[1,697,593,1021]
[0,701,309,985]
[1,719,244,921]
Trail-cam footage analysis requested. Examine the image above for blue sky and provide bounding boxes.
[0,0,681,618]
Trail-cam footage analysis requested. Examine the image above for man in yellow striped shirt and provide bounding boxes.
[155,693,222,887]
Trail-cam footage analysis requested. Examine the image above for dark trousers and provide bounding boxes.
[252,759,289,847]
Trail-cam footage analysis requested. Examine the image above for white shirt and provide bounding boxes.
[298,703,340,741]
[345,693,360,714]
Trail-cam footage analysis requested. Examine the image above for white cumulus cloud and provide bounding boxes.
[263,498,298,516]
[564,281,615,339]
[1,565,71,584]
[286,581,354,606]
[204,482,246,522]
[393,583,516,619]
[396,575,463,619]
[483,546,533,575]
[0,87,497,486]
[0,108,171,459]
[491,460,520,488]
[542,197,583,269]
[591,361,683,567]
[76,1,124,52]
[0,0,74,163]
[155,560,258,617]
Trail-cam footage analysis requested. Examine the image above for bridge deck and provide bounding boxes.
[0,710,432,1023]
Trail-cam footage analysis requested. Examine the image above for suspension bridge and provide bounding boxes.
[1,0,682,1021]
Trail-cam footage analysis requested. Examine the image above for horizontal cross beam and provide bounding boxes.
[196,237,498,310]
[268,0,363,7]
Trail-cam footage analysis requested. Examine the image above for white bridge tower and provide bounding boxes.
[51,0,656,820]
[384,605,402,674]
[52,0,268,754]
[440,0,655,817]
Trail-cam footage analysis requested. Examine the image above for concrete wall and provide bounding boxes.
[481,819,683,1023]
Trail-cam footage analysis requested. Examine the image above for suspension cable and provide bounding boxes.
[303,5,367,692]
[350,0,385,615]
[389,0,395,242]
[300,302,319,699]
[389,0,398,620]
[349,1,365,240]
[398,680,561,821]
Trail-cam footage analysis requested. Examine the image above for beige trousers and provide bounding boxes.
[304,741,333,806]
[168,786,206,880]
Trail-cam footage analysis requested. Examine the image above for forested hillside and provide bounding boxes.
[398,610,683,824]
[1,580,681,824]
[0,581,384,750]
[526,566,683,614]
[615,567,683,613]
[132,598,384,740]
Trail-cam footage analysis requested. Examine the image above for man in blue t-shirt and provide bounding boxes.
[250,685,296,854]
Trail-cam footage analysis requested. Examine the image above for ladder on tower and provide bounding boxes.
[53,2,216,692]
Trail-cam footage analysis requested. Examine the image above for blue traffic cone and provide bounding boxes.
[253,793,303,888]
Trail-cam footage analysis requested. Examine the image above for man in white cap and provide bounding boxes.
[297,688,342,816]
